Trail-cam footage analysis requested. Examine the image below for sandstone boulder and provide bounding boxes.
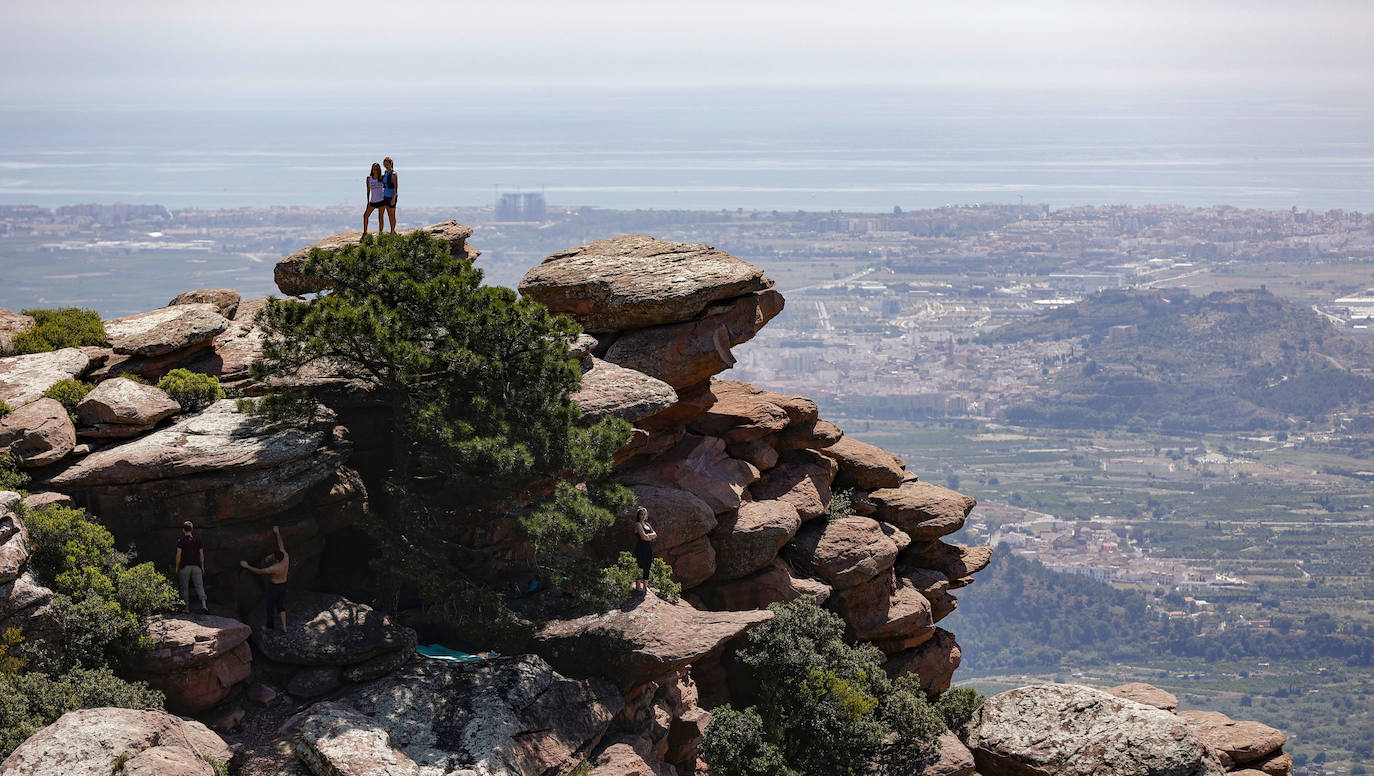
[0,398,75,468]
[534,591,772,691]
[617,434,759,514]
[129,613,252,714]
[252,591,415,667]
[725,438,778,471]
[709,500,802,581]
[518,235,772,333]
[300,655,621,776]
[657,535,716,589]
[75,377,180,438]
[897,731,977,776]
[275,221,478,296]
[791,516,904,589]
[0,309,33,355]
[1254,752,1293,776]
[574,357,679,423]
[179,316,264,385]
[1108,682,1180,711]
[830,572,935,644]
[603,290,785,390]
[104,303,229,357]
[965,684,1226,776]
[626,485,717,551]
[291,701,419,776]
[904,541,994,580]
[585,742,662,776]
[750,448,837,521]
[0,508,29,585]
[868,481,975,540]
[0,707,228,776]
[882,628,962,695]
[0,349,90,409]
[1176,710,1285,766]
[693,558,831,611]
[821,436,908,490]
[687,380,791,443]
[775,418,843,451]
[169,289,241,319]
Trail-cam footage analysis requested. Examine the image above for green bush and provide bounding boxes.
[40,379,94,422]
[0,452,29,493]
[589,552,682,609]
[24,504,180,668]
[932,686,985,731]
[11,308,108,354]
[0,399,10,418]
[0,665,163,758]
[703,598,943,776]
[825,489,856,521]
[157,369,224,413]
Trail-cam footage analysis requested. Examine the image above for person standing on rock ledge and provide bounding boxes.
[363,162,387,235]
[240,526,290,632]
[382,156,399,234]
[634,506,657,591]
[174,520,209,613]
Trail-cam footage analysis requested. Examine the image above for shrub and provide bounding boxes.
[41,379,94,422]
[0,665,163,758]
[824,489,856,521]
[0,399,9,418]
[932,686,984,731]
[157,369,224,413]
[24,504,180,668]
[703,598,943,776]
[0,452,29,493]
[11,308,108,354]
[590,552,682,608]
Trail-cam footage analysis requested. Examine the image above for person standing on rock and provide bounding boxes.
[240,525,289,632]
[363,162,387,236]
[633,506,657,591]
[174,520,209,613]
[381,156,399,234]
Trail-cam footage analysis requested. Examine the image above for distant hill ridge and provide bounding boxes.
[984,287,1374,431]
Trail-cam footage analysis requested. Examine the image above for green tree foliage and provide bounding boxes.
[0,452,29,493]
[0,399,10,418]
[40,379,94,422]
[0,664,163,758]
[703,598,943,776]
[156,369,224,413]
[824,489,856,521]
[932,686,984,731]
[589,553,682,609]
[11,308,108,354]
[250,232,633,631]
[23,505,180,669]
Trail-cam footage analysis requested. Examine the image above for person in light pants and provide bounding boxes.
[174,520,208,613]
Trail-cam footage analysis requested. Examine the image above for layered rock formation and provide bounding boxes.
[0,707,231,775]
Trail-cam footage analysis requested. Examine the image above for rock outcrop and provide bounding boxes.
[74,377,180,439]
[285,655,620,776]
[965,684,1227,776]
[0,707,230,775]
[129,613,253,714]
[0,308,33,356]
[0,494,60,645]
[251,592,415,693]
[0,398,75,468]
[0,348,90,408]
[274,220,479,296]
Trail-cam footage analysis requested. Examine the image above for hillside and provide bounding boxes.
[983,288,1374,431]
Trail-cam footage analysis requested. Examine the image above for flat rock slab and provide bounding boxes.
[518,235,772,333]
[965,684,1226,776]
[573,357,679,423]
[534,591,772,691]
[1177,710,1286,766]
[0,348,90,408]
[306,655,622,776]
[76,377,180,432]
[0,707,227,776]
[274,221,477,296]
[687,380,793,443]
[252,591,415,667]
[104,303,229,357]
[292,701,420,776]
[138,612,252,669]
[868,481,975,540]
[0,398,75,468]
[822,436,908,490]
[1108,682,1179,711]
[169,288,241,318]
[49,399,328,487]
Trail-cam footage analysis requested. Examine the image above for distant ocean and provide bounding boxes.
[1,90,1372,212]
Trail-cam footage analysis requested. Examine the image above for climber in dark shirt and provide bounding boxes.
[174,521,208,613]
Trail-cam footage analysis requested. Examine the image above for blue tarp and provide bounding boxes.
[416,644,495,663]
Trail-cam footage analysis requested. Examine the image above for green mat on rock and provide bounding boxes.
[417,644,496,663]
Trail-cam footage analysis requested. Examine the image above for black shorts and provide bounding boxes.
[366,200,388,211]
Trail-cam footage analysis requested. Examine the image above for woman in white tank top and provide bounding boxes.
[364,162,386,235]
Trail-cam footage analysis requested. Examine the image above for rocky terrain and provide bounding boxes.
[0,223,1291,775]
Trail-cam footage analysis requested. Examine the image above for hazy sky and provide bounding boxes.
[5,0,1373,107]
